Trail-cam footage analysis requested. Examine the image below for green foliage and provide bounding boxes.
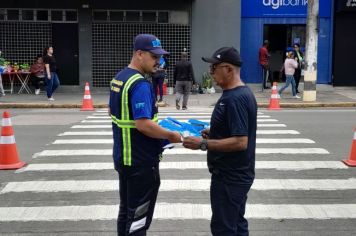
[202,71,213,89]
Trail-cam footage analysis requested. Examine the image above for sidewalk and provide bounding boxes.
[0,83,355,108]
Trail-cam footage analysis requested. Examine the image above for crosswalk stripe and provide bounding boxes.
[58,131,112,136]
[80,119,277,123]
[4,178,354,193]
[257,130,299,134]
[71,125,111,129]
[20,161,347,172]
[34,148,329,157]
[52,138,315,145]
[86,115,271,119]
[257,124,286,127]
[1,204,356,221]
[59,130,300,136]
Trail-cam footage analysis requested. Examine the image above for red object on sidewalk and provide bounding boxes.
[342,128,356,167]
[0,111,26,170]
[81,82,94,111]
[268,82,281,110]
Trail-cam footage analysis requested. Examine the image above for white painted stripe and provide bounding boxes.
[20,161,347,172]
[96,110,109,113]
[257,124,286,127]
[81,119,211,123]
[257,130,299,134]
[2,178,356,193]
[71,125,111,129]
[2,118,12,126]
[87,115,212,119]
[35,148,329,157]
[53,139,113,144]
[257,115,271,118]
[256,148,329,154]
[256,138,314,144]
[257,119,278,122]
[58,131,112,136]
[271,94,280,99]
[80,119,276,123]
[83,95,91,99]
[1,204,356,221]
[90,113,108,116]
[354,131,356,140]
[52,138,314,145]
[85,86,90,90]
[272,86,277,90]
[0,135,16,144]
[158,112,212,115]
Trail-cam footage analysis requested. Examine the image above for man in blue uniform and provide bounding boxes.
[183,47,257,236]
[109,34,181,236]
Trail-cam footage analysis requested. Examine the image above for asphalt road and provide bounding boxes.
[0,107,356,236]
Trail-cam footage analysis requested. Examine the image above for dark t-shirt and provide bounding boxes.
[43,55,57,73]
[208,86,257,184]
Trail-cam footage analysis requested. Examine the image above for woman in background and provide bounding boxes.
[279,51,300,99]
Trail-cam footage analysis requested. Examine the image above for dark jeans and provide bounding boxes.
[152,77,164,100]
[117,165,160,236]
[261,65,272,90]
[31,75,45,90]
[210,175,252,236]
[294,68,301,93]
[46,72,60,98]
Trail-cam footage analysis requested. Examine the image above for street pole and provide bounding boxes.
[303,0,319,102]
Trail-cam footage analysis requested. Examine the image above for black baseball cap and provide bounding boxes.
[202,47,242,67]
[134,34,169,55]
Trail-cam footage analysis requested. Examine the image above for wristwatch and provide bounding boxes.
[199,139,208,151]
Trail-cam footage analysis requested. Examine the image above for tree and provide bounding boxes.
[303,0,319,102]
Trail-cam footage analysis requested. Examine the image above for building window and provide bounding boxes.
[93,11,108,21]
[110,11,124,22]
[65,11,77,21]
[0,9,6,20]
[51,10,63,21]
[158,12,169,23]
[22,10,34,21]
[125,11,140,22]
[7,9,19,21]
[142,12,156,22]
[37,10,48,21]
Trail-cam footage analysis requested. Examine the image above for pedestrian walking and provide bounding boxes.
[259,40,272,90]
[109,34,181,236]
[279,51,301,98]
[293,43,304,94]
[43,46,60,101]
[30,54,45,95]
[173,51,195,110]
[151,55,168,103]
[183,46,257,236]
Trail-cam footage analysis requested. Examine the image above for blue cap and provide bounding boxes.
[134,34,169,55]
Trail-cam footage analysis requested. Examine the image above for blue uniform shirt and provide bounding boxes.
[110,68,162,169]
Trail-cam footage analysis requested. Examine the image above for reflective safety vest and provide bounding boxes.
[110,73,159,166]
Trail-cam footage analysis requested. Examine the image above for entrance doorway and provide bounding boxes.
[52,23,79,85]
[263,24,306,81]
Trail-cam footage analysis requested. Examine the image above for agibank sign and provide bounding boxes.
[263,0,308,10]
[242,0,331,17]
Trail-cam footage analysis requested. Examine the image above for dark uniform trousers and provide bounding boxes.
[117,164,160,236]
[210,174,252,236]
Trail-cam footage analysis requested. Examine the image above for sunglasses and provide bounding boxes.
[210,64,229,73]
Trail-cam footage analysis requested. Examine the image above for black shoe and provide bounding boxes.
[176,101,180,110]
[158,98,163,102]
[182,106,187,110]
[296,91,300,94]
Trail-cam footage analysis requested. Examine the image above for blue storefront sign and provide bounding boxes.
[240,0,333,85]
[242,0,332,18]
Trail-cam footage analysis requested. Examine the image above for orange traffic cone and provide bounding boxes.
[268,82,281,110]
[0,111,26,170]
[81,82,94,111]
[342,128,356,167]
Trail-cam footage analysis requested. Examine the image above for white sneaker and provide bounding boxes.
[293,95,301,99]
[48,97,55,101]
[35,89,40,95]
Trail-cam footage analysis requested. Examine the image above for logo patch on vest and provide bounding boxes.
[135,102,145,109]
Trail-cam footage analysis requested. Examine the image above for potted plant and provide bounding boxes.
[13,62,19,72]
[20,63,30,72]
